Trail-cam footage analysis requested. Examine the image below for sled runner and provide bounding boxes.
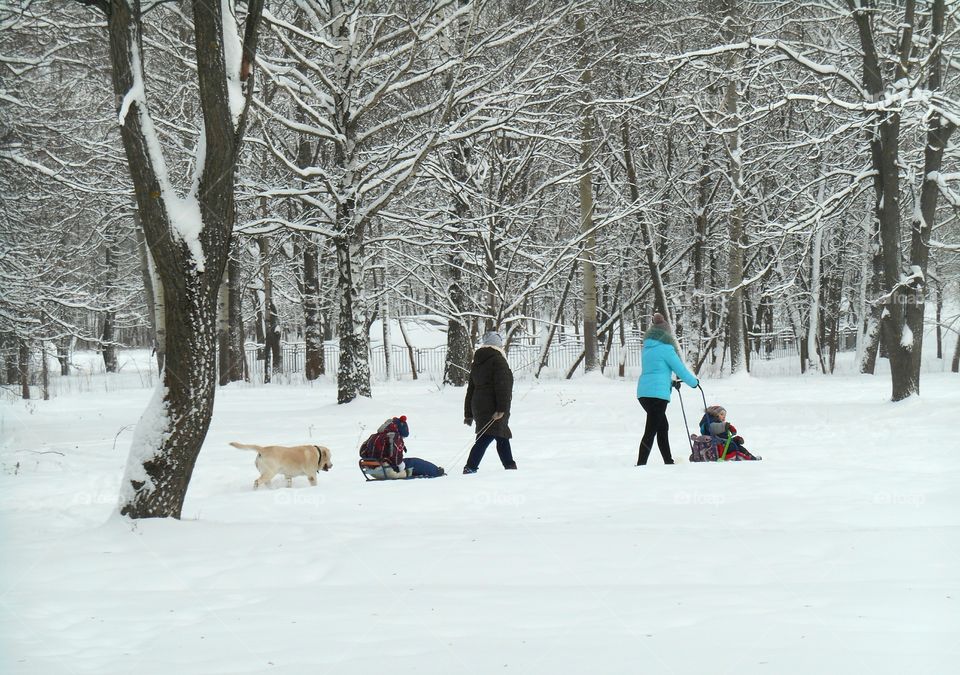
[358,458,412,481]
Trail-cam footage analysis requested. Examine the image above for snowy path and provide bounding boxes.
[2,373,958,674]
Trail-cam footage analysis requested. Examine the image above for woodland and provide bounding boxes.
[1,1,957,516]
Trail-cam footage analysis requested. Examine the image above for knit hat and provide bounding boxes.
[643,313,678,350]
[481,331,503,347]
[705,405,726,418]
[393,416,409,437]
[379,415,410,437]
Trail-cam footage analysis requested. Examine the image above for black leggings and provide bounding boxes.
[637,397,673,465]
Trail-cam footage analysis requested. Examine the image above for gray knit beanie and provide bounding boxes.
[481,331,503,347]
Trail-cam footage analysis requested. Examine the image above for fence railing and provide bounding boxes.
[243,340,618,383]
[241,328,860,383]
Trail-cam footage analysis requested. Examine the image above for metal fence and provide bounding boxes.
[241,328,860,383]
[744,328,858,362]
[243,340,618,383]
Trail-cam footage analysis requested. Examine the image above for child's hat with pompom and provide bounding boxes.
[392,415,409,437]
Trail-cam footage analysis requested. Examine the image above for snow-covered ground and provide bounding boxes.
[2,366,958,674]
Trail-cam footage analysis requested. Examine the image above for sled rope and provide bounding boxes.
[446,417,497,470]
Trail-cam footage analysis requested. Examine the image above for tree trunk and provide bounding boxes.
[3,336,18,385]
[381,277,393,381]
[576,14,598,372]
[104,0,266,518]
[687,140,711,372]
[303,233,325,380]
[101,232,120,373]
[902,0,955,394]
[441,5,474,388]
[398,315,418,381]
[934,272,943,360]
[123,285,220,518]
[252,288,266,364]
[217,266,230,385]
[334,235,372,403]
[847,0,941,400]
[825,263,843,373]
[227,253,244,382]
[857,214,882,374]
[57,338,70,376]
[952,332,959,373]
[442,224,471,385]
[41,341,49,401]
[136,219,165,373]
[258,236,279,382]
[19,339,29,400]
[269,298,281,371]
[483,227,499,332]
[444,280,472,386]
[618,316,627,379]
[720,0,746,374]
[294,91,324,381]
[724,119,746,374]
[807,224,823,373]
[622,115,669,321]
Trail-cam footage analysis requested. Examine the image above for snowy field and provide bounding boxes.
[2,362,959,674]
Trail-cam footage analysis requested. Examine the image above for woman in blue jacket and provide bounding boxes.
[635,313,699,465]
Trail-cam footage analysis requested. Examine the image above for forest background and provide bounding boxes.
[1,1,957,516]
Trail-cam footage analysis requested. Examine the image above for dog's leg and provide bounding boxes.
[307,475,317,486]
[255,471,276,489]
[285,476,293,488]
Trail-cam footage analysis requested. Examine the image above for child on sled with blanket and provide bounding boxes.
[696,405,762,461]
[358,416,446,479]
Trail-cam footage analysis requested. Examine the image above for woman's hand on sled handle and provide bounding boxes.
[492,411,505,420]
[671,379,682,391]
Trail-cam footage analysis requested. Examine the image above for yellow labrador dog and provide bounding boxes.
[230,441,332,489]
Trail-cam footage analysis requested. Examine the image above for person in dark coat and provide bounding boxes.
[463,331,516,474]
[635,313,699,465]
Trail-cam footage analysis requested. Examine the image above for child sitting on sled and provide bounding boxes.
[358,416,446,479]
[697,405,762,461]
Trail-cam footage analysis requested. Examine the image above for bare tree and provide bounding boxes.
[74,0,265,518]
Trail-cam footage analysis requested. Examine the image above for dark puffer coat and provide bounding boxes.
[464,346,513,439]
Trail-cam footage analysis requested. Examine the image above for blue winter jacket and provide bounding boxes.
[636,331,699,401]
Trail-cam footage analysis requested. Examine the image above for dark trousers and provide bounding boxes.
[404,457,444,478]
[637,397,674,465]
[465,434,515,471]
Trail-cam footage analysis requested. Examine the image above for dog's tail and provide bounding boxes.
[229,441,263,452]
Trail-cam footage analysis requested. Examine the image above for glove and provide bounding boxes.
[671,380,681,391]
[464,417,473,426]
[733,435,744,445]
[492,411,505,420]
